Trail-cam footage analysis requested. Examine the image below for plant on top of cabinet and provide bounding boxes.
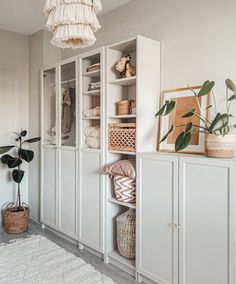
[156,79,236,158]
[0,130,41,234]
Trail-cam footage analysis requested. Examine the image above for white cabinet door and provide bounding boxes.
[59,149,77,238]
[42,147,57,227]
[137,154,179,284]
[179,157,236,284]
[80,151,103,252]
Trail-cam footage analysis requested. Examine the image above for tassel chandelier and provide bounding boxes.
[44,0,102,49]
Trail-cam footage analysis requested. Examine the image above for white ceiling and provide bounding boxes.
[0,0,132,35]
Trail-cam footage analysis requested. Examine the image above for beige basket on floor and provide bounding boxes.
[2,202,30,234]
[116,209,136,259]
[109,123,136,152]
[113,175,136,203]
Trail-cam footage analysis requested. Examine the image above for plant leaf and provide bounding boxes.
[0,146,15,155]
[227,94,236,102]
[182,109,195,118]
[175,132,192,151]
[210,113,230,132]
[226,79,236,93]
[160,125,174,143]
[1,154,12,164]
[155,101,176,117]
[175,131,192,152]
[19,149,34,162]
[185,122,193,132]
[164,101,176,116]
[23,137,41,144]
[12,169,24,184]
[20,130,27,137]
[198,81,215,97]
[208,113,221,132]
[7,157,22,169]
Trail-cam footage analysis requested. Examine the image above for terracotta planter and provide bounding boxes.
[2,204,30,234]
[205,134,236,158]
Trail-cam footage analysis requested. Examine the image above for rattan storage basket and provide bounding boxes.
[116,100,130,115]
[116,209,136,259]
[108,123,136,152]
[2,203,30,234]
[113,175,136,203]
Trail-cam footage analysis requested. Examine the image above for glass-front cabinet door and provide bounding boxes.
[43,67,57,146]
[60,61,77,147]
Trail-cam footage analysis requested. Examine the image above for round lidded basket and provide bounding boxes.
[117,100,130,115]
[2,203,30,234]
[116,209,136,259]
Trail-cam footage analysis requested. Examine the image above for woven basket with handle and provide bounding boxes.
[116,209,136,259]
[108,123,136,152]
[2,202,30,234]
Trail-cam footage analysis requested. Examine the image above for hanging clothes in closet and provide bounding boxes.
[61,87,75,134]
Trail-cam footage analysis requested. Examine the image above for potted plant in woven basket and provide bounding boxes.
[0,130,40,234]
[156,79,236,158]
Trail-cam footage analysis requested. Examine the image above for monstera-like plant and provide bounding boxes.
[0,130,40,234]
[156,79,236,158]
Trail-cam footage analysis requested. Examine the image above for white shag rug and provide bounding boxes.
[0,235,116,284]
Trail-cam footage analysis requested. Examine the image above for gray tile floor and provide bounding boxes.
[0,222,137,284]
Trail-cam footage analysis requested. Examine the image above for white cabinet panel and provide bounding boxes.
[179,157,236,284]
[80,152,102,252]
[42,148,57,226]
[59,149,77,238]
[137,154,178,284]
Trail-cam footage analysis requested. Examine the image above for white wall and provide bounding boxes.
[0,30,29,221]
[62,0,236,118]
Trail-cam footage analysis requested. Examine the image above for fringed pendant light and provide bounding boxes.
[44,0,102,49]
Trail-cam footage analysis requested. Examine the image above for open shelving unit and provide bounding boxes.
[105,36,161,277]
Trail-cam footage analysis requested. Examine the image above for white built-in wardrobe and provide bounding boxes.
[40,35,236,284]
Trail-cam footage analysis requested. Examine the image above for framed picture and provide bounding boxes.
[158,86,210,154]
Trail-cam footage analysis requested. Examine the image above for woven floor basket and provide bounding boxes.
[113,175,136,203]
[109,123,136,152]
[2,203,30,234]
[116,209,136,259]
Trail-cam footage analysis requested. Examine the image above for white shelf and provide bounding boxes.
[108,250,135,270]
[82,148,101,154]
[61,78,76,85]
[82,116,100,120]
[83,90,100,96]
[109,197,136,209]
[109,76,136,86]
[83,70,100,78]
[109,150,136,156]
[108,115,136,119]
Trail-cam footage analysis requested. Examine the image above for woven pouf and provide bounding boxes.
[116,209,136,259]
[113,175,136,203]
[2,206,30,234]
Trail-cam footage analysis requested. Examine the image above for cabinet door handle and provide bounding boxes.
[169,223,181,229]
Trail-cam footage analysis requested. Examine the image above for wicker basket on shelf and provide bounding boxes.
[108,123,136,152]
[116,100,130,115]
[116,209,136,259]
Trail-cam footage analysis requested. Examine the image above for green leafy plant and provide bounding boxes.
[156,79,236,151]
[0,130,41,210]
